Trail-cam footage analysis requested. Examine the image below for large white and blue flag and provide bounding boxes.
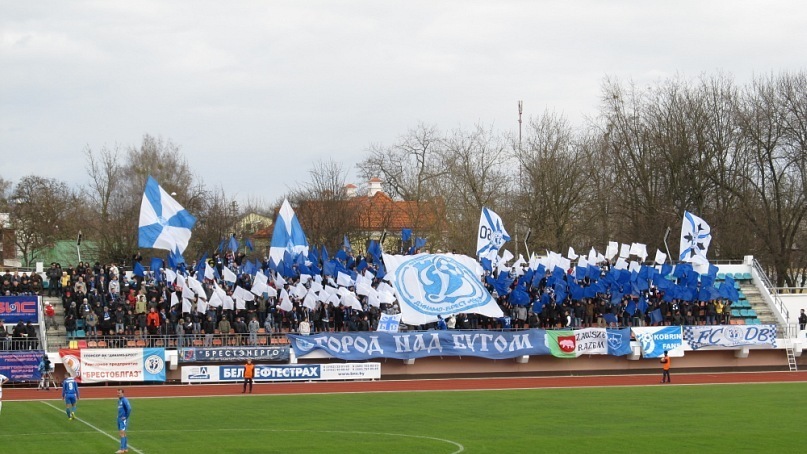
[269,199,309,266]
[476,207,510,257]
[679,211,711,263]
[138,176,197,254]
[383,253,503,325]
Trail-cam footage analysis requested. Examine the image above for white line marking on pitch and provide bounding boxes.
[40,401,145,454]
[119,427,464,454]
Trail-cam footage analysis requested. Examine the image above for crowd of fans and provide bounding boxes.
[1,269,43,296]
[0,249,743,352]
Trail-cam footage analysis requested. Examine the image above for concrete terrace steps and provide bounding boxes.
[739,285,778,325]
[42,296,68,350]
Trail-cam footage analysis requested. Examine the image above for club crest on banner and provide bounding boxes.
[558,335,576,353]
[607,331,624,350]
[395,255,491,315]
[637,332,655,354]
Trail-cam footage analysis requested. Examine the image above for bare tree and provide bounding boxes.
[190,186,241,257]
[290,160,359,252]
[515,111,593,252]
[83,134,204,264]
[83,144,124,262]
[10,176,79,266]
[358,123,449,243]
[724,74,807,286]
[600,79,676,246]
[0,175,11,211]
[440,124,511,254]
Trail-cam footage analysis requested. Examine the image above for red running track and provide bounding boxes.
[7,371,807,401]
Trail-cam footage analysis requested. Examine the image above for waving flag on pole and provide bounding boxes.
[138,176,197,253]
[476,207,510,257]
[228,234,239,253]
[269,199,309,266]
[679,211,712,263]
[167,247,185,269]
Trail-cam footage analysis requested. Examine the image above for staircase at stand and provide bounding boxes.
[746,260,799,371]
[43,296,68,350]
[739,284,778,325]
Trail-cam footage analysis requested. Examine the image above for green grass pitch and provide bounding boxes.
[2,382,805,453]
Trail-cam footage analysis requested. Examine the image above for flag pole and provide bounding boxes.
[76,230,82,263]
[524,229,531,260]
[663,227,672,264]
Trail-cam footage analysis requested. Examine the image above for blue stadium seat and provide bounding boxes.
[731,309,742,318]
[717,273,726,281]
[739,309,749,317]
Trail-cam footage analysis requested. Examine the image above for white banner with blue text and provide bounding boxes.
[180,363,381,383]
[683,325,777,350]
[288,330,550,360]
[631,326,685,358]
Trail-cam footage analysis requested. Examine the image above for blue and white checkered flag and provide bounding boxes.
[377,313,401,333]
[138,176,197,253]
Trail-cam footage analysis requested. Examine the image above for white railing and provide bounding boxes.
[750,259,802,338]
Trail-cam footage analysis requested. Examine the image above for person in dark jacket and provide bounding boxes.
[203,315,216,347]
[25,321,38,350]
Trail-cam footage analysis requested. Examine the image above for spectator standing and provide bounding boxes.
[47,263,61,296]
[116,388,132,454]
[176,317,187,350]
[101,306,114,335]
[190,309,202,336]
[218,316,231,344]
[146,307,160,336]
[248,317,259,346]
[60,271,70,295]
[45,302,57,331]
[12,321,25,349]
[799,309,807,331]
[64,313,77,339]
[85,310,98,338]
[203,315,215,347]
[25,321,37,350]
[660,351,672,384]
[114,306,125,334]
[234,317,247,345]
[109,278,120,302]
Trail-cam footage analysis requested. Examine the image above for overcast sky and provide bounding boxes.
[2,0,805,204]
